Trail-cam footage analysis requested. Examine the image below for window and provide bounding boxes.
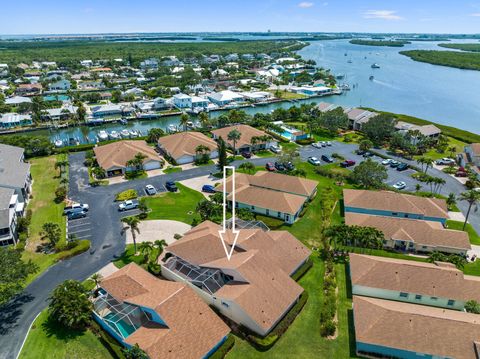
[251,205,255,210]
[404,214,409,218]
[266,209,270,215]
[392,212,398,216]
[399,292,408,298]
[447,299,455,306]
[431,297,438,301]
[221,301,229,308]
[415,294,422,300]
[277,212,281,218]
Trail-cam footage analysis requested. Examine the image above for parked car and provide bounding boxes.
[118,200,139,211]
[270,145,281,154]
[284,162,295,171]
[308,156,321,166]
[265,162,276,171]
[67,210,87,220]
[321,154,334,163]
[389,160,400,168]
[326,141,332,146]
[340,160,356,168]
[241,151,252,159]
[393,181,407,190]
[274,162,286,171]
[202,184,216,193]
[397,163,409,171]
[455,171,468,177]
[382,158,393,165]
[356,149,366,155]
[436,158,455,166]
[64,203,89,215]
[145,184,157,195]
[363,152,374,158]
[165,181,178,192]
[311,142,322,148]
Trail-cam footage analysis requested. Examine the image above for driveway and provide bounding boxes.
[179,175,220,198]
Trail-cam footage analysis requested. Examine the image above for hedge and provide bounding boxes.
[89,320,126,359]
[56,239,91,261]
[115,189,138,201]
[208,334,235,359]
[291,257,313,281]
[296,138,315,145]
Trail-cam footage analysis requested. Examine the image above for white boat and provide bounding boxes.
[371,63,380,69]
[167,124,178,133]
[120,129,130,138]
[186,121,194,128]
[54,139,63,147]
[129,130,139,137]
[98,130,109,141]
[109,131,121,140]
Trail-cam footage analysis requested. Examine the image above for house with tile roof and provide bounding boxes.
[345,213,470,255]
[458,143,480,180]
[93,140,164,177]
[211,124,278,154]
[352,295,480,359]
[161,221,311,336]
[157,132,218,164]
[93,263,230,359]
[217,172,318,224]
[349,254,480,311]
[343,189,449,224]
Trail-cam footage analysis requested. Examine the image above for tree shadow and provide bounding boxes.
[41,315,86,341]
[0,293,34,335]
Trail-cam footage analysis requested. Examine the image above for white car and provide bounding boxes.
[118,200,139,211]
[393,181,407,190]
[311,142,322,148]
[326,141,332,146]
[436,158,455,165]
[382,158,392,165]
[270,145,281,154]
[308,156,321,166]
[145,184,157,195]
[63,203,89,215]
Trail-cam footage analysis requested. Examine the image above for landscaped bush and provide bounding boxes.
[320,320,336,337]
[115,189,138,201]
[56,240,91,261]
[296,138,315,145]
[90,320,126,359]
[208,335,235,359]
[54,186,67,203]
[291,257,313,281]
[331,153,345,160]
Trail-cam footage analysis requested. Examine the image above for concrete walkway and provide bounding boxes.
[96,263,119,278]
[126,219,191,245]
[449,211,467,222]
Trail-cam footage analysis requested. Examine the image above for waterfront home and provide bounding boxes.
[240,91,272,103]
[0,188,20,246]
[191,96,210,110]
[15,83,42,96]
[90,104,132,118]
[161,220,311,336]
[353,295,480,359]
[157,132,218,164]
[4,96,32,106]
[343,189,449,224]
[48,79,71,91]
[153,97,168,110]
[345,213,470,255]
[395,121,441,143]
[349,254,480,311]
[42,105,77,121]
[94,140,163,177]
[211,124,277,154]
[94,263,230,359]
[207,90,243,107]
[315,102,339,112]
[218,172,318,224]
[290,85,333,96]
[458,143,480,180]
[345,108,377,130]
[173,93,192,109]
[0,144,31,205]
[0,113,32,129]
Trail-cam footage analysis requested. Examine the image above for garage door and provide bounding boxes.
[144,161,161,171]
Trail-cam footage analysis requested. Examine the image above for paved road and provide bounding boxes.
[0,142,477,359]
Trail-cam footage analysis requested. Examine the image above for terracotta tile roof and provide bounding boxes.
[164,221,311,334]
[211,124,270,148]
[93,140,162,171]
[343,189,448,219]
[353,296,480,359]
[101,263,230,359]
[345,213,470,251]
[349,254,480,302]
[157,132,217,160]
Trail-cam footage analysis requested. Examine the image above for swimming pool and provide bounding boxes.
[104,312,137,338]
[273,126,308,141]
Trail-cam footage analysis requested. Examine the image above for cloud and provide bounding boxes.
[298,2,314,8]
[363,10,403,20]
[470,13,480,16]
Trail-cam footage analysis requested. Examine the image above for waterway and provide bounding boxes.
[5,38,480,144]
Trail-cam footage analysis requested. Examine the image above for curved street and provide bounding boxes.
[0,142,478,359]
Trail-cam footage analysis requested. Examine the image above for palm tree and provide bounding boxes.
[90,273,103,290]
[180,113,190,132]
[138,241,153,262]
[448,146,457,158]
[446,193,457,210]
[121,216,141,254]
[153,239,168,258]
[227,129,241,154]
[459,190,480,230]
[198,112,210,129]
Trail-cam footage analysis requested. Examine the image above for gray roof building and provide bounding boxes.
[0,144,31,190]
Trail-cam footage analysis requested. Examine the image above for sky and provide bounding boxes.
[1,0,480,35]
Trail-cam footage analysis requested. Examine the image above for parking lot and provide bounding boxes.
[67,215,92,241]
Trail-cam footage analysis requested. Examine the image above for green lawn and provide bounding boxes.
[447,220,480,245]
[413,136,465,161]
[113,243,146,269]
[19,310,113,359]
[268,90,308,100]
[254,150,275,158]
[280,142,299,151]
[163,166,182,174]
[144,183,203,224]
[227,256,356,358]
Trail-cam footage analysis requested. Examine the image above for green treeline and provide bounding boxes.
[400,49,480,71]
[349,39,410,47]
[0,40,305,65]
[438,43,480,52]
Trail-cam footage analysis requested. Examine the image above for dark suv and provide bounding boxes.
[274,162,286,171]
[321,154,334,163]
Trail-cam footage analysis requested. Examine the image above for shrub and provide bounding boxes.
[237,208,255,221]
[56,240,91,260]
[54,186,67,203]
[296,138,314,145]
[173,233,183,240]
[115,189,138,201]
[320,320,336,337]
[331,153,345,160]
[208,335,235,359]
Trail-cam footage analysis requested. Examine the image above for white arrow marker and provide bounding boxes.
[218,165,240,261]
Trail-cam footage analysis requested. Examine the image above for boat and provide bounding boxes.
[54,139,63,147]
[369,75,374,81]
[186,121,194,128]
[167,124,178,133]
[119,118,128,125]
[371,63,380,69]
[129,130,139,137]
[68,137,77,146]
[98,130,109,141]
[109,131,121,140]
[344,53,347,56]
[347,59,352,63]
[120,129,130,138]
[336,74,345,79]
